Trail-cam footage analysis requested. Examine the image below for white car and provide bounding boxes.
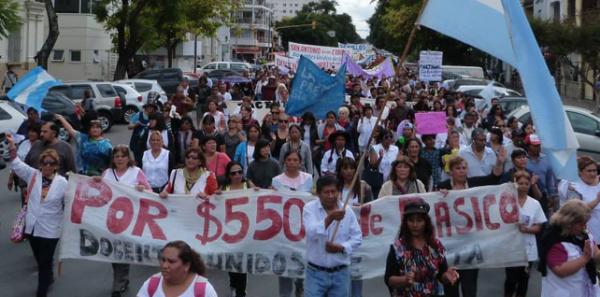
[0,99,27,135]
[197,61,251,74]
[111,83,144,123]
[116,79,168,105]
[456,85,522,97]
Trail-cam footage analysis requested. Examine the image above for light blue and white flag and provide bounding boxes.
[286,56,346,119]
[7,66,62,112]
[418,0,579,181]
[479,80,496,108]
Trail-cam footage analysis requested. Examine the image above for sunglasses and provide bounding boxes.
[280,120,288,123]
[41,160,57,166]
[384,135,393,139]
[229,170,243,176]
[186,155,199,160]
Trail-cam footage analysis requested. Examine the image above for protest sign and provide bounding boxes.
[288,42,346,69]
[338,43,373,62]
[415,111,447,135]
[419,50,443,81]
[343,54,395,80]
[60,175,526,280]
[274,55,298,72]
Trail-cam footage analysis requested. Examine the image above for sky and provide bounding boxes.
[335,0,376,39]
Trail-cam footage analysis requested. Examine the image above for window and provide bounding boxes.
[134,82,152,92]
[0,107,12,120]
[203,63,217,70]
[162,71,180,80]
[113,86,127,95]
[42,95,69,111]
[518,112,532,125]
[70,50,82,62]
[50,86,71,98]
[551,2,560,22]
[138,72,160,79]
[55,0,79,13]
[231,64,246,70]
[70,85,95,100]
[217,63,229,70]
[97,84,117,97]
[283,10,286,13]
[52,50,65,62]
[567,111,599,135]
[283,3,286,6]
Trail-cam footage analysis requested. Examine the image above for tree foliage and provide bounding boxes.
[367,0,487,66]
[276,0,362,49]
[0,0,21,40]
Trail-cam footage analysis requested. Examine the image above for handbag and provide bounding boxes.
[10,206,27,243]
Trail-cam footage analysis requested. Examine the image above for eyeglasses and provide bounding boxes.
[186,155,199,160]
[41,160,57,166]
[384,135,393,139]
[229,170,243,176]
[114,155,128,159]
[280,120,288,123]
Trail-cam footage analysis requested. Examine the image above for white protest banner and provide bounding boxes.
[338,43,373,62]
[60,175,527,280]
[288,42,346,70]
[419,50,444,81]
[274,55,298,72]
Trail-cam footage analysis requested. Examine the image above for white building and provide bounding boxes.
[0,0,46,90]
[269,0,312,21]
[229,0,273,62]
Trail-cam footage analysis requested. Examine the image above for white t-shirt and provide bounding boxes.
[137,274,218,297]
[372,144,399,181]
[519,196,547,261]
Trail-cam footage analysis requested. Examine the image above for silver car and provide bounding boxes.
[508,105,600,160]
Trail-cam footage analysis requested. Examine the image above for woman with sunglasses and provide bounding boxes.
[278,124,313,175]
[160,147,218,199]
[271,113,289,159]
[96,145,152,297]
[6,135,68,297]
[55,114,112,176]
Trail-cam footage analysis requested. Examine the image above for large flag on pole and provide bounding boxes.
[418,0,579,181]
[7,66,62,112]
[286,56,347,119]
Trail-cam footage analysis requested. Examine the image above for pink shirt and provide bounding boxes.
[206,153,231,177]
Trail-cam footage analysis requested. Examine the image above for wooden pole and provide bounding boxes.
[329,0,429,241]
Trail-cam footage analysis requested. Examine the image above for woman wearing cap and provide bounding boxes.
[504,171,547,297]
[320,130,354,176]
[384,200,459,296]
[247,139,280,189]
[159,147,217,199]
[278,124,313,175]
[142,131,176,193]
[202,135,231,182]
[56,114,112,176]
[538,199,600,297]
[378,156,426,199]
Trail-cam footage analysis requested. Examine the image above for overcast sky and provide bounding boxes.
[335,0,375,39]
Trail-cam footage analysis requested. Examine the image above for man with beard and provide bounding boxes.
[25,121,76,176]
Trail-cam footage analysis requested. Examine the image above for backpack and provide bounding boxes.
[147,275,207,297]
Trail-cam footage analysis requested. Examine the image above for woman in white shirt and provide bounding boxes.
[160,147,218,199]
[142,131,176,193]
[202,100,226,133]
[137,241,218,297]
[357,105,377,153]
[8,122,41,206]
[372,130,400,181]
[98,145,152,297]
[505,170,547,297]
[272,151,313,192]
[6,135,68,297]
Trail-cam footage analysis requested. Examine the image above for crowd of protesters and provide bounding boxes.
[5,62,600,297]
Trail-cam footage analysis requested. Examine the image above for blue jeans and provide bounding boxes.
[305,265,350,297]
[351,279,362,297]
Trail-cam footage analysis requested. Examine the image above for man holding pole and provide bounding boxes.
[303,175,362,297]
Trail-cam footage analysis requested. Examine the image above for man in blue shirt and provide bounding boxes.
[525,134,557,212]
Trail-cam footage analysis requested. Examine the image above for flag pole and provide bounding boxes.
[330,0,430,241]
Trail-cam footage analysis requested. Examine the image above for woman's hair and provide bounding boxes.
[162,241,206,276]
[403,137,421,155]
[253,138,271,160]
[513,170,531,182]
[578,155,597,172]
[246,123,261,135]
[179,115,196,131]
[301,111,316,124]
[283,150,302,162]
[448,156,467,171]
[110,145,135,168]
[445,104,458,118]
[511,148,528,160]
[389,156,416,182]
[489,104,504,119]
[202,114,216,126]
[88,120,103,132]
[335,157,361,201]
[325,110,337,120]
[184,147,206,167]
[149,130,163,143]
[550,199,591,236]
[28,122,42,135]
[149,112,167,131]
[38,149,61,169]
[398,204,435,246]
[489,127,503,144]
[288,124,303,137]
[221,161,245,189]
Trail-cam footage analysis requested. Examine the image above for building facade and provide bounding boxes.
[229,0,274,63]
[269,0,313,21]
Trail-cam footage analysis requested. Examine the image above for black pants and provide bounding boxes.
[229,272,247,297]
[444,268,478,297]
[28,235,59,297]
[504,263,532,297]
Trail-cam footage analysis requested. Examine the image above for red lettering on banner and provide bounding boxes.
[195,201,222,245]
[359,204,371,237]
[500,192,519,223]
[483,194,500,230]
[370,213,383,235]
[71,180,112,224]
[254,195,283,240]
[283,198,305,241]
[470,197,484,231]
[454,197,473,234]
[107,197,134,234]
[434,202,451,238]
[132,198,168,240]
[222,197,250,244]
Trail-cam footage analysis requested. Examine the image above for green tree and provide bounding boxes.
[367,0,487,66]
[276,0,362,49]
[0,0,21,39]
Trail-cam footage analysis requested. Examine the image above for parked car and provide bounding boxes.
[498,96,528,116]
[207,69,244,82]
[449,79,505,90]
[0,98,27,134]
[115,79,168,105]
[508,105,600,160]
[133,68,183,96]
[50,82,125,132]
[197,61,251,74]
[111,83,144,123]
[456,85,522,97]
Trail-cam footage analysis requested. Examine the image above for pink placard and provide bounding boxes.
[415,112,447,135]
